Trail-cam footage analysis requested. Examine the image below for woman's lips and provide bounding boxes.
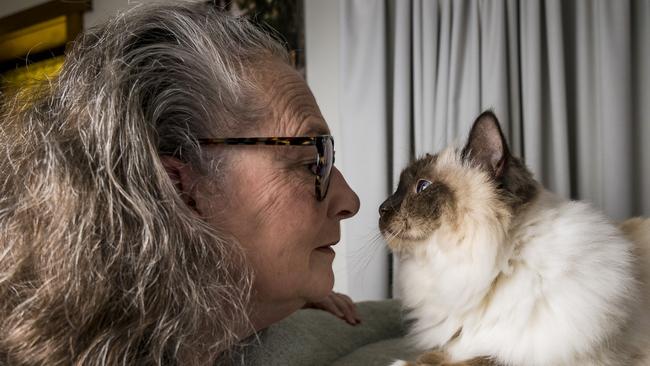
[315,240,338,254]
[315,246,335,255]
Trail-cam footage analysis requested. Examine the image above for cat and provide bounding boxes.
[379,111,650,366]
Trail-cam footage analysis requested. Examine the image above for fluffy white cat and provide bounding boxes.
[380,112,650,366]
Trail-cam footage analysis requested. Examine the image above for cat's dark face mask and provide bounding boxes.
[378,154,457,248]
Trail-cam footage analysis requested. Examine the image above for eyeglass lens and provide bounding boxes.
[317,137,334,200]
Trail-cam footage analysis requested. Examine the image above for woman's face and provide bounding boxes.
[197,60,360,328]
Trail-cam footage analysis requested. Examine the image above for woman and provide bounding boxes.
[0,2,360,365]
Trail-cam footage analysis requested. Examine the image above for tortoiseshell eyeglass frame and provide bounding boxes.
[197,135,335,201]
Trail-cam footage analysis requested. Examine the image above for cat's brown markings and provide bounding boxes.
[400,349,497,366]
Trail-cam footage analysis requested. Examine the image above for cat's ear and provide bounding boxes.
[461,111,510,178]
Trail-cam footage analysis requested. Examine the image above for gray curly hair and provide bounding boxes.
[0,2,289,365]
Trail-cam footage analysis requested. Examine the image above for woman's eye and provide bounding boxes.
[306,162,319,175]
[416,179,432,193]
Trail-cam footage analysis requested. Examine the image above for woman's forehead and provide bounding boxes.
[255,60,330,137]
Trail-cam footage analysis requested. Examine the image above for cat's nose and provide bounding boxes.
[379,201,391,217]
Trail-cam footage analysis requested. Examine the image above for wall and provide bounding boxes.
[305,0,389,301]
[303,0,350,296]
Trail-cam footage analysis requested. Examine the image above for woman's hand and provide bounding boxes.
[304,291,361,325]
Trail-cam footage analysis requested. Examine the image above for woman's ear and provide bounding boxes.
[159,155,199,212]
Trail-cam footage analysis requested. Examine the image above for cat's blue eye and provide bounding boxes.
[416,179,432,193]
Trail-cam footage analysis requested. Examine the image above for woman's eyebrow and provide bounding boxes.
[297,119,330,136]
[303,125,330,136]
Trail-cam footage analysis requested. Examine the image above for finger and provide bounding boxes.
[333,293,359,323]
[321,296,344,317]
[331,294,357,325]
[337,293,360,322]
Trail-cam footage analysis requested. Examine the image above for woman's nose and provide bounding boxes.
[327,167,360,220]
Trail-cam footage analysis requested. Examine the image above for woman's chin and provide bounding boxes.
[305,267,335,301]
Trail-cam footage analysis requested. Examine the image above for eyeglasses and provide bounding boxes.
[197,135,335,201]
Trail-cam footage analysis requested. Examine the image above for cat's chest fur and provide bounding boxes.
[397,190,640,366]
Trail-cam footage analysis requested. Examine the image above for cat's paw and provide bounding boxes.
[389,350,447,366]
[388,360,412,366]
[416,350,448,364]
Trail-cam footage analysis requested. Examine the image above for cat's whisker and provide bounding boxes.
[347,229,391,275]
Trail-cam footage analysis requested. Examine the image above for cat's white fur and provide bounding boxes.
[392,149,650,365]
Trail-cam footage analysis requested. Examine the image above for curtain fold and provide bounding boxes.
[344,0,650,220]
